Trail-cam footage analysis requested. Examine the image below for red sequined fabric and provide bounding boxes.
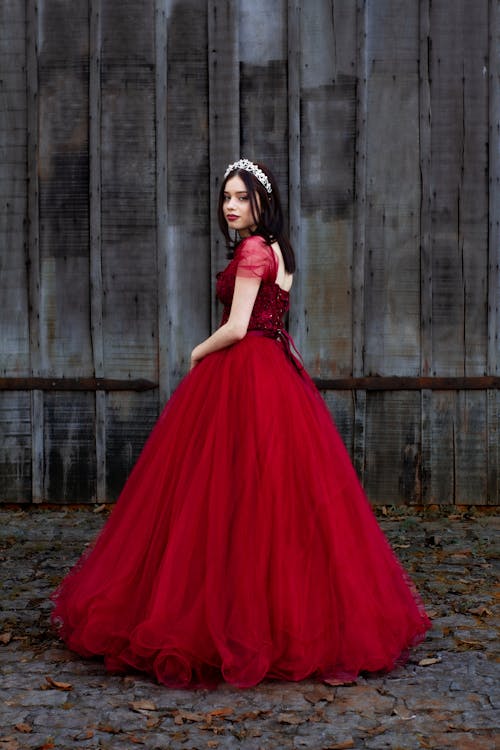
[217,237,290,333]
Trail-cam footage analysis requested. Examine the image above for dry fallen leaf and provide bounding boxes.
[73,729,94,741]
[454,636,485,649]
[393,706,416,720]
[468,606,493,617]
[146,716,161,729]
[129,699,157,712]
[207,742,219,749]
[323,740,355,750]
[13,725,31,735]
[304,684,335,704]
[44,676,73,691]
[173,710,205,725]
[232,709,267,722]
[0,738,20,750]
[323,678,357,687]
[96,723,122,735]
[418,657,442,666]
[93,504,107,513]
[0,632,12,645]
[207,707,234,718]
[277,712,305,725]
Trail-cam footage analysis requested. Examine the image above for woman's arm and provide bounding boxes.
[190,274,261,369]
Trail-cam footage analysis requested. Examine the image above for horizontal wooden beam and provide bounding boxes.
[1,375,499,393]
[0,377,158,392]
[313,376,500,391]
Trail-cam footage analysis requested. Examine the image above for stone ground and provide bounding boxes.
[0,506,498,750]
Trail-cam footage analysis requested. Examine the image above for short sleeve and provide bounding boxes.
[235,236,277,282]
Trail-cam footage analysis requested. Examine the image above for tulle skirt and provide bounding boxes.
[50,333,431,688]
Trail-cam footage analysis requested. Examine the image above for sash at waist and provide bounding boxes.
[246,329,305,374]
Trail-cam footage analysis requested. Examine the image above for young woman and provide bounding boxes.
[51,159,430,688]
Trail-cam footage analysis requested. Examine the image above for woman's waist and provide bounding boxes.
[245,328,304,373]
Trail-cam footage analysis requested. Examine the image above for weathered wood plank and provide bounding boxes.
[428,1,466,376]
[455,391,488,504]
[105,392,158,501]
[163,0,211,386]
[99,0,160,501]
[27,0,41,503]
[0,393,31,503]
[43,393,96,503]
[487,0,500,504]
[352,1,369,483]
[419,0,433,503]
[428,391,456,504]
[100,0,157,382]
[427,1,489,504]
[208,0,240,331]
[36,0,95,502]
[459,1,489,377]
[0,0,29,377]
[455,1,489,505]
[89,0,106,501]
[239,0,289,209]
[362,0,421,504]
[314,375,500,390]
[322,391,354,464]
[299,0,357,377]
[287,0,302,345]
[0,1,32,503]
[364,392,421,504]
[38,0,92,377]
[155,0,169,404]
[487,390,499,504]
[0,377,156,391]
[364,0,420,376]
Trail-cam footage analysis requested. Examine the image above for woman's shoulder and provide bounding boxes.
[237,234,270,253]
[236,235,276,264]
[235,235,277,281]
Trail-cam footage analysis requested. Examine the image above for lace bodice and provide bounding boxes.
[216,236,290,333]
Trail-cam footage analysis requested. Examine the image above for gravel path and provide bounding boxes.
[0,507,498,749]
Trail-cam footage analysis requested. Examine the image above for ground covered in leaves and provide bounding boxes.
[0,506,498,749]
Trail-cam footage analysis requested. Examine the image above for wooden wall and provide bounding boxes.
[0,0,498,505]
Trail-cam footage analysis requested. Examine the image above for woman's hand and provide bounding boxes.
[190,348,202,370]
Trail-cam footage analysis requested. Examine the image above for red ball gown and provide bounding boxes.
[51,236,431,688]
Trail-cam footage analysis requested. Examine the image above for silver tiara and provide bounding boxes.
[224,158,272,193]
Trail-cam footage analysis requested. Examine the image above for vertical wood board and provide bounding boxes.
[0,393,31,502]
[164,0,210,386]
[239,0,289,211]
[101,0,158,381]
[105,391,158,501]
[364,0,420,376]
[43,392,96,502]
[0,0,29,376]
[299,0,357,377]
[207,0,240,332]
[364,391,422,504]
[37,0,92,377]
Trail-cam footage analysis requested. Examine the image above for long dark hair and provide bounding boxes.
[217,161,296,273]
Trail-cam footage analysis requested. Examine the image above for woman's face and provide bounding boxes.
[222,175,260,237]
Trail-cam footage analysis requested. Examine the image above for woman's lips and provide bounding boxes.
[226,215,239,221]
